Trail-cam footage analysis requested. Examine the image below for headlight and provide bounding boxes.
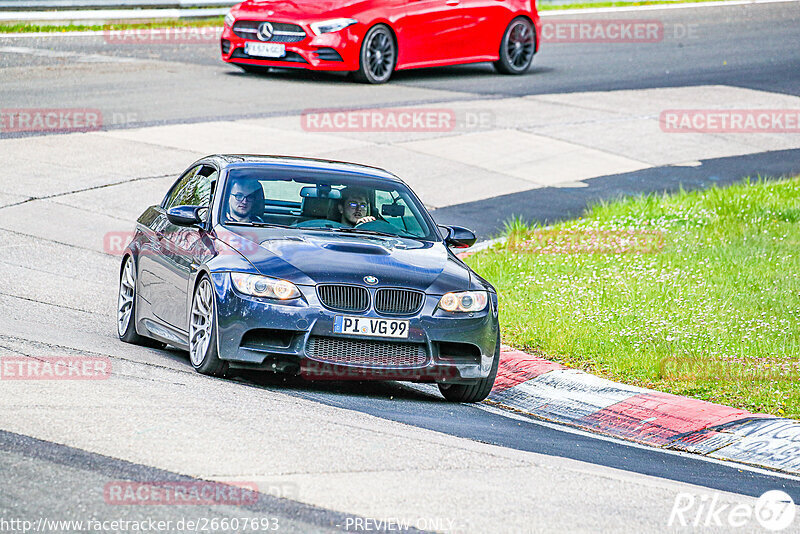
[230,273,301,300]
[310,18,357,35]
[224,11,235,27]
[438,291,488,313]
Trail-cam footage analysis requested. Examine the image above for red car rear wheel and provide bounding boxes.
[494,17,536,75]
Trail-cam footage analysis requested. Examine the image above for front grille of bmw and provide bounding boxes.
[317,285,424,315]
[307,336,428,367]
[232,21,306,42]
[375,289,424,315]
[317,285,370,313]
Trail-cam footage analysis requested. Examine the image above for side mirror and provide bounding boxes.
[167,205,205,227]
[441,225,476,249]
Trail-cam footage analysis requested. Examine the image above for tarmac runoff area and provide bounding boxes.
[1,83,800,530]
[2,84,800,217]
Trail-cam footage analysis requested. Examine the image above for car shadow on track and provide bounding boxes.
[234,369,447,404]
[224,68,351,84]
[389,64,554,83]
[159,346,448,405]
[222,64,554,85]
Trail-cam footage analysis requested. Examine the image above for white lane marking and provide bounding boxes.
[0,45,141,63]
[474,403,800,482]
[1,31,115,38]
[541,0,800,15]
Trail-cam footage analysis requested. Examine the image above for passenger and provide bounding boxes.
[338,187,376,227]
[226,178,264,223]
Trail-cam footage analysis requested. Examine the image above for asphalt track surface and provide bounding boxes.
[1,2,800,531]
[241,374,800,501]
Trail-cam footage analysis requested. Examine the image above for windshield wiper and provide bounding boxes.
[299,226,429,242]
[225,221,291,229]
[329,227,423,239]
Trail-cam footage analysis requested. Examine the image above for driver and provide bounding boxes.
[338,187,376,227]
[226,178,264,223]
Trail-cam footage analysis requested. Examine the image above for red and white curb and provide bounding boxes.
[489,346,800,476]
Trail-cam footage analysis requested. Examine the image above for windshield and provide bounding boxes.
[220,167,437,240]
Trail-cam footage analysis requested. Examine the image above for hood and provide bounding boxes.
[234,0,369,22]
[219,227,473,294]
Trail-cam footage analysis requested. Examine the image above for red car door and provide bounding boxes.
[456,0,512,59]
[395,0,471,67]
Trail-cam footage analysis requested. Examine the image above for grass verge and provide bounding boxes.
[466,177,800,418]
[0,17,224,34]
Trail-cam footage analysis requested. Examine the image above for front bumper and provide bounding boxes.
[220,22,362,72]
[210,272,499,384]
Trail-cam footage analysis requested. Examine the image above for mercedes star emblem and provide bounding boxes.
[257,22,274,41]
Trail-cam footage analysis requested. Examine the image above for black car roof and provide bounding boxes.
[204,154,403,183]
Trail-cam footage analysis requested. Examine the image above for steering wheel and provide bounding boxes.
[355,219,397,232]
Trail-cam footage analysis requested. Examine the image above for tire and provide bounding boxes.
[493,17,536,75]
[438,332,500,403]
[352,24,396,84]
[117,256,165,348]
[189,275,228,377]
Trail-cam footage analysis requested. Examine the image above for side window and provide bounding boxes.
[375,190,424,237]
[164,165,216,210]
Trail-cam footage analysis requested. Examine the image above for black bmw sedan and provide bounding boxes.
[117,155,500,402]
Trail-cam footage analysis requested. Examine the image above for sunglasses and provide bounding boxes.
[346,201,368,210]
[231,192,258,202]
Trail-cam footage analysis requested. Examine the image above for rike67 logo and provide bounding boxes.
[669,490,796,531]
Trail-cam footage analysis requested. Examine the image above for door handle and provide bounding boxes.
[446,0,460,5]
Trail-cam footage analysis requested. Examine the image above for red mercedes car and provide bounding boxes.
[221,0,540,83]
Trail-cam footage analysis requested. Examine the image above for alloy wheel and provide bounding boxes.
[365,28,394,82]
[117,257,136,337]
[506,21,535,70]
[189,278,214,366]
